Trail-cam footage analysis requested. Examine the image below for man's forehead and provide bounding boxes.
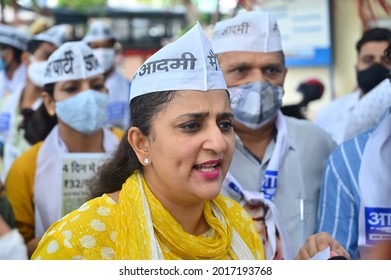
[36,41,57,51]
[359,41,389,55]
[88,39,114,48]
[218,51,284,66]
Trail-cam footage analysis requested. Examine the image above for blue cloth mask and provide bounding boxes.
[55,89,109,135]
[228,81,284,129]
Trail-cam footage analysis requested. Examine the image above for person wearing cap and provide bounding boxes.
[29,22,262,260]
[30,23,348,261]
[212,10,336,259]
[0,25,66,181]
[0,24,31,99]
[5,41,123,257]
[314,27,391,144]
[83,20,131,130]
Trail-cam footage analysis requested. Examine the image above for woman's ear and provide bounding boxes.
[41,91,56,116]
[127,127,150,166]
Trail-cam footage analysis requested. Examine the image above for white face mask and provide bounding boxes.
[55,89,109,135]
[92,48,115,73]
[27,60,47,88]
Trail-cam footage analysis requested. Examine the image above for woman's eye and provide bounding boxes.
[180,121,200,131]
[63,86,78,94]
[92,84,106,91]
[219,120,234,131]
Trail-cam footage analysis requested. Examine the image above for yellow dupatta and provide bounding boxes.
[116,170,257,260]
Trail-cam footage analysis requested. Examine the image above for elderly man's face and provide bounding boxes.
[217,51,287,88]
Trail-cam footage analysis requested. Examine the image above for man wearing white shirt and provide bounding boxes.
[314,27,391,144]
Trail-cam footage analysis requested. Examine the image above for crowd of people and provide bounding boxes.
[0,8,389,260]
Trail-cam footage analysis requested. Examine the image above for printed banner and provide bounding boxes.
[61,153,106,216]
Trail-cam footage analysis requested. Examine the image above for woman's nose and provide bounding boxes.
[203,125,229,153]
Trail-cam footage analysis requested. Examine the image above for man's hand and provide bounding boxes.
[295,232,350,260]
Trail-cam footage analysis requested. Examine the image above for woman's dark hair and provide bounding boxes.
[385,40,391,82]
[19,83,58,145]
[27,40,45,55]
[385,40,391,60]
[89,90,176,199]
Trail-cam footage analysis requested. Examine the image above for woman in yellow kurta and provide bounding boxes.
[32,23,264,260]
[32,170,264,260]
[32,23,348,260]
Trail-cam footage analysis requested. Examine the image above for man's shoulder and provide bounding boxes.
[10,141,43,170]
[284,116,336,151]
[285,115,333,137]
[331,128,371,160]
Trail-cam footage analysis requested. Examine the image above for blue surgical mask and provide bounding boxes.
[228,81,283,129]
[55,89,109,135]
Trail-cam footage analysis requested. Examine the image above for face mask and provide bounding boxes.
[228,81,283,129]
[0,58,4,72]
[92,48,115,73]
[27,60,47,88]
[357,63,390,94]
[55,89,109,135]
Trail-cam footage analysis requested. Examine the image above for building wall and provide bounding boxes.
[118,0,390,121]
[282,0,362,120]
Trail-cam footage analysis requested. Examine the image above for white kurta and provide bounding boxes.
[0,64,26,99]
[314,90,360,144]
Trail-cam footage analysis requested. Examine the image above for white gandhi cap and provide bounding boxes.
[30,25,68,48]
[212,10,282,54]
[83,20,116,43]
[43,41,104,85]
[0,24,31,51]
[130,22,227,101]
